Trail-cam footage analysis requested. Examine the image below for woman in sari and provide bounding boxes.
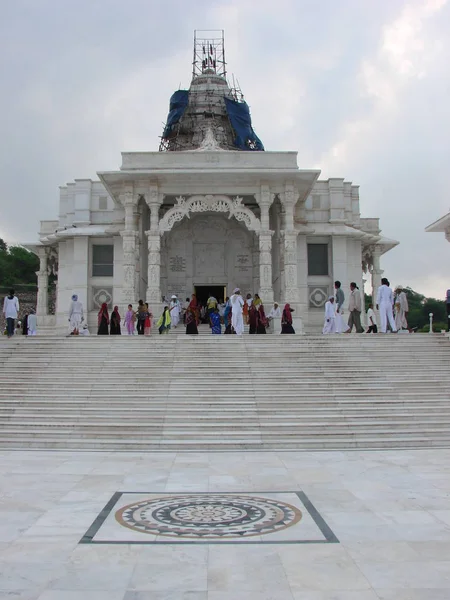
[97,303,109,335]
[281,303,295,334]
[188,294,199,325]
[210,308,222,334]
[254,293,262,307]
[256,304,268,334]
[124,304,136,335]
[144,302,153,336]
[185,307,198,334]
[157,306,171,334]
[110,306,121,335]
[248,302,257,334]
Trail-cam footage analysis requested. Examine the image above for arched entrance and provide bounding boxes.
[161,213,256,302]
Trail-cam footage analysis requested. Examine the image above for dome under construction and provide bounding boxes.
[159,30,264,152]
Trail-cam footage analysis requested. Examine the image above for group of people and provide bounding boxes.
[323,279,410,335]
[2,289,37,338]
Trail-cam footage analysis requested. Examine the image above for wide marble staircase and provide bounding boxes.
[0,333,449,450]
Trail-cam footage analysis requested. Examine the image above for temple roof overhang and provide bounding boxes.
[304,222,399,254]
[425,211,450,233]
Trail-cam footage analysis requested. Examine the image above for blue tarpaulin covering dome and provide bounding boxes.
[224,97,264,151]
[162,90,189,139]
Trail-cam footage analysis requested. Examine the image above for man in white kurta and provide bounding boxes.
[394,286,409,330]
[69,294,84,335]
[376,278,397,333]
[169,295,181,328]
[3,290,20,338]
[322,297,336,334]
[267,302,281,334]
[230,288,244,335]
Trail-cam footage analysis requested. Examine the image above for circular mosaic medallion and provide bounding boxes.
[115,494,302,539]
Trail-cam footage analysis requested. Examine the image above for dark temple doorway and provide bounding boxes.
[194,286,226,307]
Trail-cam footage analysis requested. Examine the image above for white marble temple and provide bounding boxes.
[0,449,450,599]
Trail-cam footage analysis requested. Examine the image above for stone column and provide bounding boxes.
[280,183,300,305]
[145,232,162,303]
[120,187,139,304]
[259,231,274,304]
[252,236,260,294]
[257,185,275,304]
[283,231,300,305]
[35,247,49,317]
[145,188,163,304]
[371,246,383,304]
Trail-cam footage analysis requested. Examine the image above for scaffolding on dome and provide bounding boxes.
[192,29,226,79]
[158,30,264,152]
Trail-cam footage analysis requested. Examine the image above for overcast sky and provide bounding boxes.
[1,0,449,298]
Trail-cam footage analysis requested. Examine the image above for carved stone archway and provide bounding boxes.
[159,195,261,233]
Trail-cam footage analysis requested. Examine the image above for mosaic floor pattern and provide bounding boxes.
[81,491,338,544]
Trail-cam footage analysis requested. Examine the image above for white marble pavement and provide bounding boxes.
[1,449,450,599]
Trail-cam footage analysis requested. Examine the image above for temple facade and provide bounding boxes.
[28,31,398,333]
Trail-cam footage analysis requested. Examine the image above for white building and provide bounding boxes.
[28,31,398,333]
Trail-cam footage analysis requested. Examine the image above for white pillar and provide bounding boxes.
[297,234,308,320]
[371,246,383,303]
[256,185,275,304]
[332,237,348,290]
[280,184,300,307]
[72,237,89,309]
[145,232,162,303]
[120,187,139,305]
[145,186,163,309]
[35,248,49,317]
[258,231,274,304]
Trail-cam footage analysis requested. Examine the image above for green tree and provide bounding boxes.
[0,245,39,287]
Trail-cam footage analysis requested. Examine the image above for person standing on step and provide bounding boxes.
[157,306,171,334]
[210,307,222,334]
[243,293,252,324]
[281,303,295,334]
[27,308,37,336]
[322,296,336,334]
[97,303,110,335]
[334,281,349,334]
[136,299,147,335]
[376,278,397,334]
[230,288,244,335]
[183,297,190,324]
[169,295,181,328]
[185,307,198,334]
[110,306,121,335]
[124,304,136,335]
[394,285,409,331]
[366,303,378,333]
[3,289,20,339]
[207,293,218,325]
[267,302,281,334]
[144,303,153,336]
[68,294,83,336]
[256,304,268,334]
[248,300,257,334]
[347,282,364,333]
[22,312,29,336]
